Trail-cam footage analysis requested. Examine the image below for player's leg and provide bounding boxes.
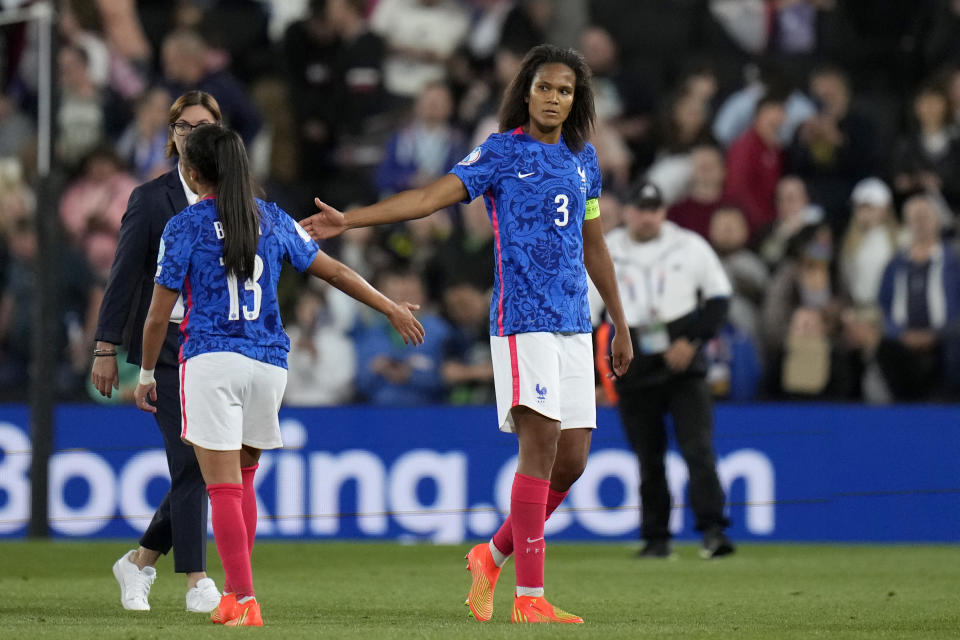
[667,377,733,558]
[155,363,219,611]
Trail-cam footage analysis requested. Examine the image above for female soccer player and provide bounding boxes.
[133,125,424,626]
[302,44,633,623]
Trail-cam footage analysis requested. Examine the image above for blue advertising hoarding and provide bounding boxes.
[0,404,957,542]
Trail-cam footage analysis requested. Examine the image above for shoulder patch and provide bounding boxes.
[458,146,482,166]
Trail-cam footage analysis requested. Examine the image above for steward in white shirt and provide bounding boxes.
[589,182,736,560]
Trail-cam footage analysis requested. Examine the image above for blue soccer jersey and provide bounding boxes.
[155,198,319,368]
[450,128,602,336]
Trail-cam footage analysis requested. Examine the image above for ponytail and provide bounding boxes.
[183,126,260,281]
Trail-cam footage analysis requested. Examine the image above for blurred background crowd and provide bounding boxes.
[2,0,960,406]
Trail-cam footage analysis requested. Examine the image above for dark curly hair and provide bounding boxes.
[498,44,596,152]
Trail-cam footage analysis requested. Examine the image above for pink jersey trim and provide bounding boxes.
[179,360,188,439]
[511,126,524,135]
[178,278,193,363]
[508,334,520,406]
[488,190,506,336]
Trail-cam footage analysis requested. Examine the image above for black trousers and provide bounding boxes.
[616,375,729,541]
[138,364,208,573]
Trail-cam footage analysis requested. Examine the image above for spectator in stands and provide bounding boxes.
[890,81,960,214]
[712,62,817,149]
[369,0,470,100]
[787,65,876,230]
[441,280,495,404]
[667,143,738,239]
[645,86,715,205]
[724,93,787,238]
[284,285,358,406]
[326,0,389,190]
[758,175,824,268]
[58,145,138,255]
[354,269,451,405]
[876,194,960,400]
[375,81,467,197]
[57,44,107,167]
[161,29,262,145]
[282,0,339,182]
[709,206,768,342]
[839,178,899,309]
[762,223,852,398]
[116,86,174,182]
[423,197,494,301]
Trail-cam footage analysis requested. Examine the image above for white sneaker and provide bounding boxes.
[112,550,156,611]
[185,577,221,613]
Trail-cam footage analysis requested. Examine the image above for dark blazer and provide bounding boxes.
[95,169,188,367]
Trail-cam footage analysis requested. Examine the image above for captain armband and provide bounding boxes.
[584,198,600,220]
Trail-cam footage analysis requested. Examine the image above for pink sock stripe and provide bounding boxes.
[207,482,243,495]
[547,488,569,513]
[241,464,259,475]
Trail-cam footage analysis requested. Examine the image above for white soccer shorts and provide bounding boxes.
[490,332,596,433]
[179,351,287,451]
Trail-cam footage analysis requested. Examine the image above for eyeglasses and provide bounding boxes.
[171,121,213,135]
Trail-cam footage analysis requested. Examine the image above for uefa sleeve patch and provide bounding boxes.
[584,198,600,220]
[458,146,482,166]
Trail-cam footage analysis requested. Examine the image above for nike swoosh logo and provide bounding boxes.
[518,171,535,179]
[526,536,544,543]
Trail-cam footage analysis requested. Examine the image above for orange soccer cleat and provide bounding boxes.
[210,592,238,624]
[463,543,502,621]
[511,595,584,624]
[225,598,263,627]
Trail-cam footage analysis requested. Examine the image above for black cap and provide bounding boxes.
[630,181,664,210]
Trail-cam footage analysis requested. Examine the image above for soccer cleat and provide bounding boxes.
[511,595,583,624]
[186,577,221,613]
[210,593,238,624]
[464,543,501,621]
[225,598,263,627]
[112,550,155,611]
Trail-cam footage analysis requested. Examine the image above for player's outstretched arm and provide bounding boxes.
[307,251,425,345]
[582,216,633,377]
[302,174,469,241]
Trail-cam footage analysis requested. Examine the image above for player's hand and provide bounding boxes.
[609,328,633,377]
[91,354,120,398]
[388,301,425,346]
[664,337,696,372]
[134,382,158,414]
[301,198,347,240]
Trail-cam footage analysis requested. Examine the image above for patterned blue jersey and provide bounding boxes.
[155,198,319,368]
[450,128,601,336]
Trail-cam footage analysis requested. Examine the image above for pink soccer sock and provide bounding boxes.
[492,487,568,558]
[207,483,254,599]
[510,473,550,591]
[241,465,259,557]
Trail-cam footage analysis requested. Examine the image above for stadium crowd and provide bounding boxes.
[2,0,960,405]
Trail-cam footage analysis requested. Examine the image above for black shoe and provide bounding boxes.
[700,529,735,559]
[637,539,672,558]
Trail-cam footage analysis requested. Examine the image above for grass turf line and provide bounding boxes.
[0,541,957,639]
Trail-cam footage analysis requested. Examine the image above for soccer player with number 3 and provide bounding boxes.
[133,125,424,626]
[301,44,633,623]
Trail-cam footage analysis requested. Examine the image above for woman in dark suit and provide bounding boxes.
[92,90,223,613]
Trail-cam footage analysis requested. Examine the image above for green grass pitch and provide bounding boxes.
[0,541,957,639]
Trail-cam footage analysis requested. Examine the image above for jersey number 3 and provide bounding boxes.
[554,194,569,227]
[223,255,264,321]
